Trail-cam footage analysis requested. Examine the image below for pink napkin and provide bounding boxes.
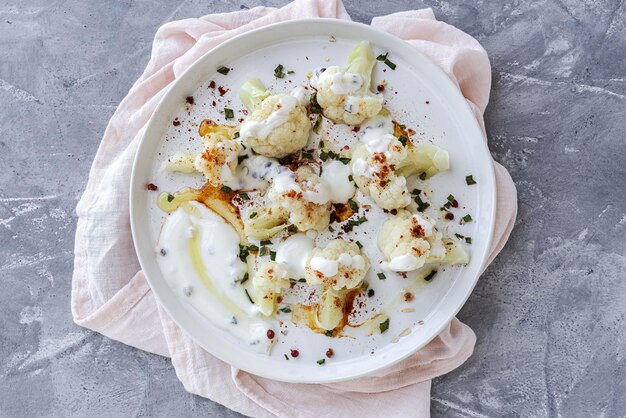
[72,1,517,416]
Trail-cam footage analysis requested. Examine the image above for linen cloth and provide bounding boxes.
[72,1,518,416]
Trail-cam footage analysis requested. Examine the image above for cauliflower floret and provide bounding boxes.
[193,132,241,188]
[305,239,370,290]
[253,261,292,316]
[377,210,446,272]
[267,166,331,231]
[238,79,311,158]
[351,139,411,210]
[313,41,383,125]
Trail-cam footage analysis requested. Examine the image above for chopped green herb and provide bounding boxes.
[348,199,359,212]
[224,108,234,120]
[287,224,298,233]
[375,52,396,70]
[384,59,396,70]
[465,237,472,244]
[302,151,314,160]
[221,185,232,193]
[358,216,368,224]
[239,192,250,200]
[270,251,277,261]
[398,135,408,146]
[377,272,386,280]
[454,233,465,239]
[411,189,421,196]
[247,244,259,252]
[244,289,254,304]
[415,194,430,212]
[167,193,175,202]
[284,354,290,360]
[328,225,335,232]
[274,64,285,78]
[217,66,230,75]
[376,52,389,61]
[325,330,333,337]
[348,174,354,182]
[280,306,292,313]
[419,172,427,180]
[233,132,240,139]
[260,239,272,246]
[399,124,406,129]
[249,211,258,219]
[298,278,307,283]
[237,154,248,164]
[239,273,249,284]
[466,175,476,185]
[287,70,295,74]
[447,194,456,203]
[356,241,363,249]
[424,270,438,282]
[462,214,473,223]
[379,318,390,333]
[313,114,323,133]
[338,157,351,165]
[317,359,326,365]
[310,92,323,114]
[259,246,268,256]
[238,244,249,261]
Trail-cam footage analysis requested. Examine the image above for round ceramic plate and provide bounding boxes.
[130,18,495,383]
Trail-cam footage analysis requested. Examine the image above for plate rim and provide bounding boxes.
[130,17,496,383]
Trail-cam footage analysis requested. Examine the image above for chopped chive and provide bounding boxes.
[376,52,389,61]
[377,272,386,280]
[328,225,335,232]
[239,192,250,200]
[270,251,276,261]
[287,70,295,74]
[447,194,455,202]
[249,211,258,219]
[358,216,368,224]
[462,214,473,223]
[247,244,259,252]
[454,233,465,239]
[167,193,175,202]
[313,114,323,133]
[325,330,333,337]
[240,273,249,284]
[348,199,359,212]
[348,174,354,182]
[302,151,314,160]
[384,59,396,70]
[298,278,307,283]
[424,270,438,282]
[259,246,268,256]
[419,172,427,180]
[238,244,249,261]
[379,318,390,333]
[356,241,363,249]
[284,354,289,360]
[237,154,248,164]
[224,108,234,119]
[310,92,322,114]
[465,237,472,244]
[217,66,230,75]
[280,306,292,313]
[244,289,254,304]
[260,239,272,246]
[398,135,408,146]
[338,157,351,165]
[287,224,298,233]
[317,359,326,365]
[411,188,421,196]
[466,175,476,185]
[233,132,240,139]
[221,185,232,193]
[274,64,285,78]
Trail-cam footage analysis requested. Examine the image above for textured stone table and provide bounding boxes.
[1,1,624,416]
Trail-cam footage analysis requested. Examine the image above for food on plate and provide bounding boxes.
[238,78,311,158]
[311,41,383,125]
[152,41,474,358]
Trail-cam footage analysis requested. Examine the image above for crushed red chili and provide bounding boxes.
[146,183,158,191]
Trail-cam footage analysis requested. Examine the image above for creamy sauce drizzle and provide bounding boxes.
[275,234,315,279]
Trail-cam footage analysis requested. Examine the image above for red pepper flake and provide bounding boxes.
[218,86,228,96]
[209,80,216,89]
[185,96,194,105]
[445,212,454,220]
[172,119,180,126]
[452,199,459,208]
[326,348,334,358]
[146,183,158,191]
[377,84,385,92]
[352,126,360,133]
[266,329,275,339]
[342,145,350,150]
[290,349,299,358]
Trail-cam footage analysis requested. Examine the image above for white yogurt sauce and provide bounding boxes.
[386,253,420,272]
[235,153,287,190]
[271,170,331,205]
[359,113,397,154]
[352,158,377,179]
[275,234,315,279]
[320,160,356,204]
[157,202,273,353]
[310,253,366,277]
[318,70,364,94]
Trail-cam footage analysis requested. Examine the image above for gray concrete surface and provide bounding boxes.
[1,0,625,416]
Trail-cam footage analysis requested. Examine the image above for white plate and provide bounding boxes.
[130,19,495,383]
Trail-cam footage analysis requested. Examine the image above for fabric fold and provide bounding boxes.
[71,1,517,416]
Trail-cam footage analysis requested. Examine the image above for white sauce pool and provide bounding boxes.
[320,160,355,204]
[275,234,315,279]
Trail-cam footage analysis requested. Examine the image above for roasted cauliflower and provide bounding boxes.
[313,41,383,125]
[304,239,370,291]
[193,131,241,188]
[239,78,311,158]
[253,261,292,316]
